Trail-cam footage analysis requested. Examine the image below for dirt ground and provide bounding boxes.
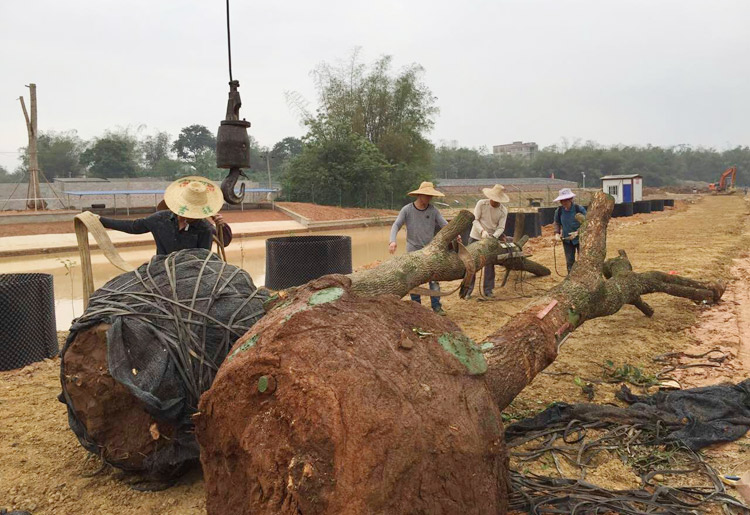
[2,195,750,513]
[442,194,750,511]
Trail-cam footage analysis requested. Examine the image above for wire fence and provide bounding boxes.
[0,191,281,214]
[281,186,596,212]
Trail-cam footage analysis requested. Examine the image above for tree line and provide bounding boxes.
[1,126,302,185]
[433,142,750,188]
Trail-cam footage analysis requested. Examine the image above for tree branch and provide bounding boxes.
[480,192,725,409]
[348,210,550,297]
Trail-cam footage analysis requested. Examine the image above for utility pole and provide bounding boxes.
[19,83,46,210]
[265,151,272,189]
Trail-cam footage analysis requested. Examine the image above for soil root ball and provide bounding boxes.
[196,274,507,514]
[59,249,268,479]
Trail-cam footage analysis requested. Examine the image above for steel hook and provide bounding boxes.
[221,167,246,204]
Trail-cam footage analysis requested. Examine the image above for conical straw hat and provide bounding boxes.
[164,176,224,219]
[408,181,445,197]
[482,184,510,203]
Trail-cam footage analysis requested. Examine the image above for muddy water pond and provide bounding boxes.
[0,226,407,330]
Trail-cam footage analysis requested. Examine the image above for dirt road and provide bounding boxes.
[1,195,749,514]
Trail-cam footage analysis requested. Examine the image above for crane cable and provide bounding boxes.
[225,0,233,82]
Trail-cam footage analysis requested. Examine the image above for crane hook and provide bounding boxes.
[221,167,246,205]
[215,1,251,204]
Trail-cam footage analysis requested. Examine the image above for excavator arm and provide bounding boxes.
[718,166,737,191]
[712,166,738,192]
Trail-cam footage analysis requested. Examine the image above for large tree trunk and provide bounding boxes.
[196,192,724,514]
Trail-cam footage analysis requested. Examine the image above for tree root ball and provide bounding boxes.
[61,324,182,475]
[195,275,508,514]
[58,250,268,479]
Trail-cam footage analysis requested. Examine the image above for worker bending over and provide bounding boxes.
[98,176,232,256]
[389,181,448,316]
[465,184,510,299]
[553,188,586,273]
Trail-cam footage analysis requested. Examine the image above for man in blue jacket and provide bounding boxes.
[553,188,586,273]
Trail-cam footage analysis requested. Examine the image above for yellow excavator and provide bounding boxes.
[708,166,737,194]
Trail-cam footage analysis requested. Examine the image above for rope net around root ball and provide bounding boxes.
[79,249,265,408]
[59,249,268,478]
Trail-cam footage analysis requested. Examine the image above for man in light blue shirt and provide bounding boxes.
[389,181,448,315]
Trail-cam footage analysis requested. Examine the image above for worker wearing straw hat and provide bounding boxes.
[465,184,510,299]
[389,181,448,315]
[98,176,232,256]
[553,187,586,273]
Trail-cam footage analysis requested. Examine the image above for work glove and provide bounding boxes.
[554,233,562,241]
[569,231,579,239]
[481,230,490,238]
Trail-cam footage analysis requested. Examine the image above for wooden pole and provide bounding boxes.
[19,83,46,210]
[513,212,526,241]
[266,152,272,189]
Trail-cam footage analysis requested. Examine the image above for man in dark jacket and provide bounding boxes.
[98,176,231,255]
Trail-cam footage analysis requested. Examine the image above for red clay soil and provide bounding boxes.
[277,202,398,221]
[0,202,399,237]
[0,209,292,237]
[61,324,179,473]
[195,275,507,515]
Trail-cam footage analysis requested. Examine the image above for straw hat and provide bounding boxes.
[553,188,576,202]
[164,176,224,219]
[408,181,445,197]
[482,184,510,203]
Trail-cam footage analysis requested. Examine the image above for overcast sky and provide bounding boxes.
[1,0,748,172]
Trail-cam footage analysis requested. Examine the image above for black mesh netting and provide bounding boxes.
[265,235,352,290]
[58,249,268,479]
[0,273,58,371]
[507,380,750,450]
[506,381,750,514]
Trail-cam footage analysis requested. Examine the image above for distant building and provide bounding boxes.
[493,141,538,160]
[600,174,643,204]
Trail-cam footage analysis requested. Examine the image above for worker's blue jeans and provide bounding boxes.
[410,281,442,311]
[563,241,579,272]
[465,237,496,297]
